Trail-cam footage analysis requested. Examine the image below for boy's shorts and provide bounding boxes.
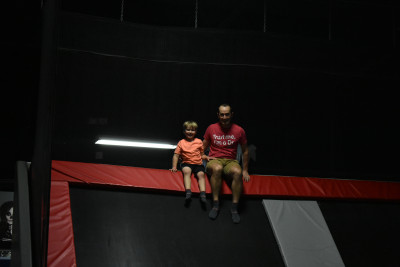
[205,158,241,176]
[180,163,205,174]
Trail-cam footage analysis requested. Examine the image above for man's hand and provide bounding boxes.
[242,170,250,182]
[170,168,178,172]
[202,155,216,162]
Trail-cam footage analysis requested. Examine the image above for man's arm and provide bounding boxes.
[241,143,250,182]
[202,139,214,161]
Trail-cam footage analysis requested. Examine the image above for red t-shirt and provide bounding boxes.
[174,138,204,165]
[203,123,247,159]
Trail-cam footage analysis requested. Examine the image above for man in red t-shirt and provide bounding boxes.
[203,104,250,224]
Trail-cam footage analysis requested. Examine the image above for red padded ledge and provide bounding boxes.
[48,181,77,267]
[51,160,400,200]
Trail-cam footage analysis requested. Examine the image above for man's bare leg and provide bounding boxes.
[229,166,243,223]
[207,163,223,219]
[230,166,243,203]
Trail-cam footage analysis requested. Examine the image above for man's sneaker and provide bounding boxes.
[231,210,240,224]
[209,206,219,220]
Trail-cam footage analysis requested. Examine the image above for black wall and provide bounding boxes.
[52,0,399,181]
[1,0,41,184]
[2,0,400,183]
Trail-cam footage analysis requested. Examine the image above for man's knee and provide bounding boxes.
[229,166,242,178]
[206,162,223,175]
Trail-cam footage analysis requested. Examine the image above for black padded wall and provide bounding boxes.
[69,186,400,267]
[53,12,399,180]
[49,1,400,181]
[69,186,285,267]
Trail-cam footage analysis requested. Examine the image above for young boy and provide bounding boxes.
[170,121,207,204]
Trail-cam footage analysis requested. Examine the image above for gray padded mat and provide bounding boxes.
[263,200,344,267]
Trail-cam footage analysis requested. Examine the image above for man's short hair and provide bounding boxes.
[218,103,232,114]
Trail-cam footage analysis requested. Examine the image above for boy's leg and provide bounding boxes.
[182,166,192,200]
[197,171,207,203]
[197,171,206,192]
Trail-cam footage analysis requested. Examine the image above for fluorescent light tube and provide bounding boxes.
[95,139,176,149]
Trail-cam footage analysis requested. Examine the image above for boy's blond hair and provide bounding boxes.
[183,120,198,130]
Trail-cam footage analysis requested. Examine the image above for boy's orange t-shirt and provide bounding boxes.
[174,138,204,165]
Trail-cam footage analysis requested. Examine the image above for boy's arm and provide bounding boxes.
[170,153,180,172]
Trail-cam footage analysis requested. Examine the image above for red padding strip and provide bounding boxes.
[51,160,400,200]
[47,181,77,267]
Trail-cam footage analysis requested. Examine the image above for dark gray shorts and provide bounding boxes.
[180,163,205,174]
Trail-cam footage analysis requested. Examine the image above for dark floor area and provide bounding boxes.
[319,200,400,267]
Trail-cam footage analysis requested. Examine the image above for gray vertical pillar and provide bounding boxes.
[31,0,58,266]
[12,161,33,267]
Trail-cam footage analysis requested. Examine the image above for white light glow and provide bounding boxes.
[95,139,177,149]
